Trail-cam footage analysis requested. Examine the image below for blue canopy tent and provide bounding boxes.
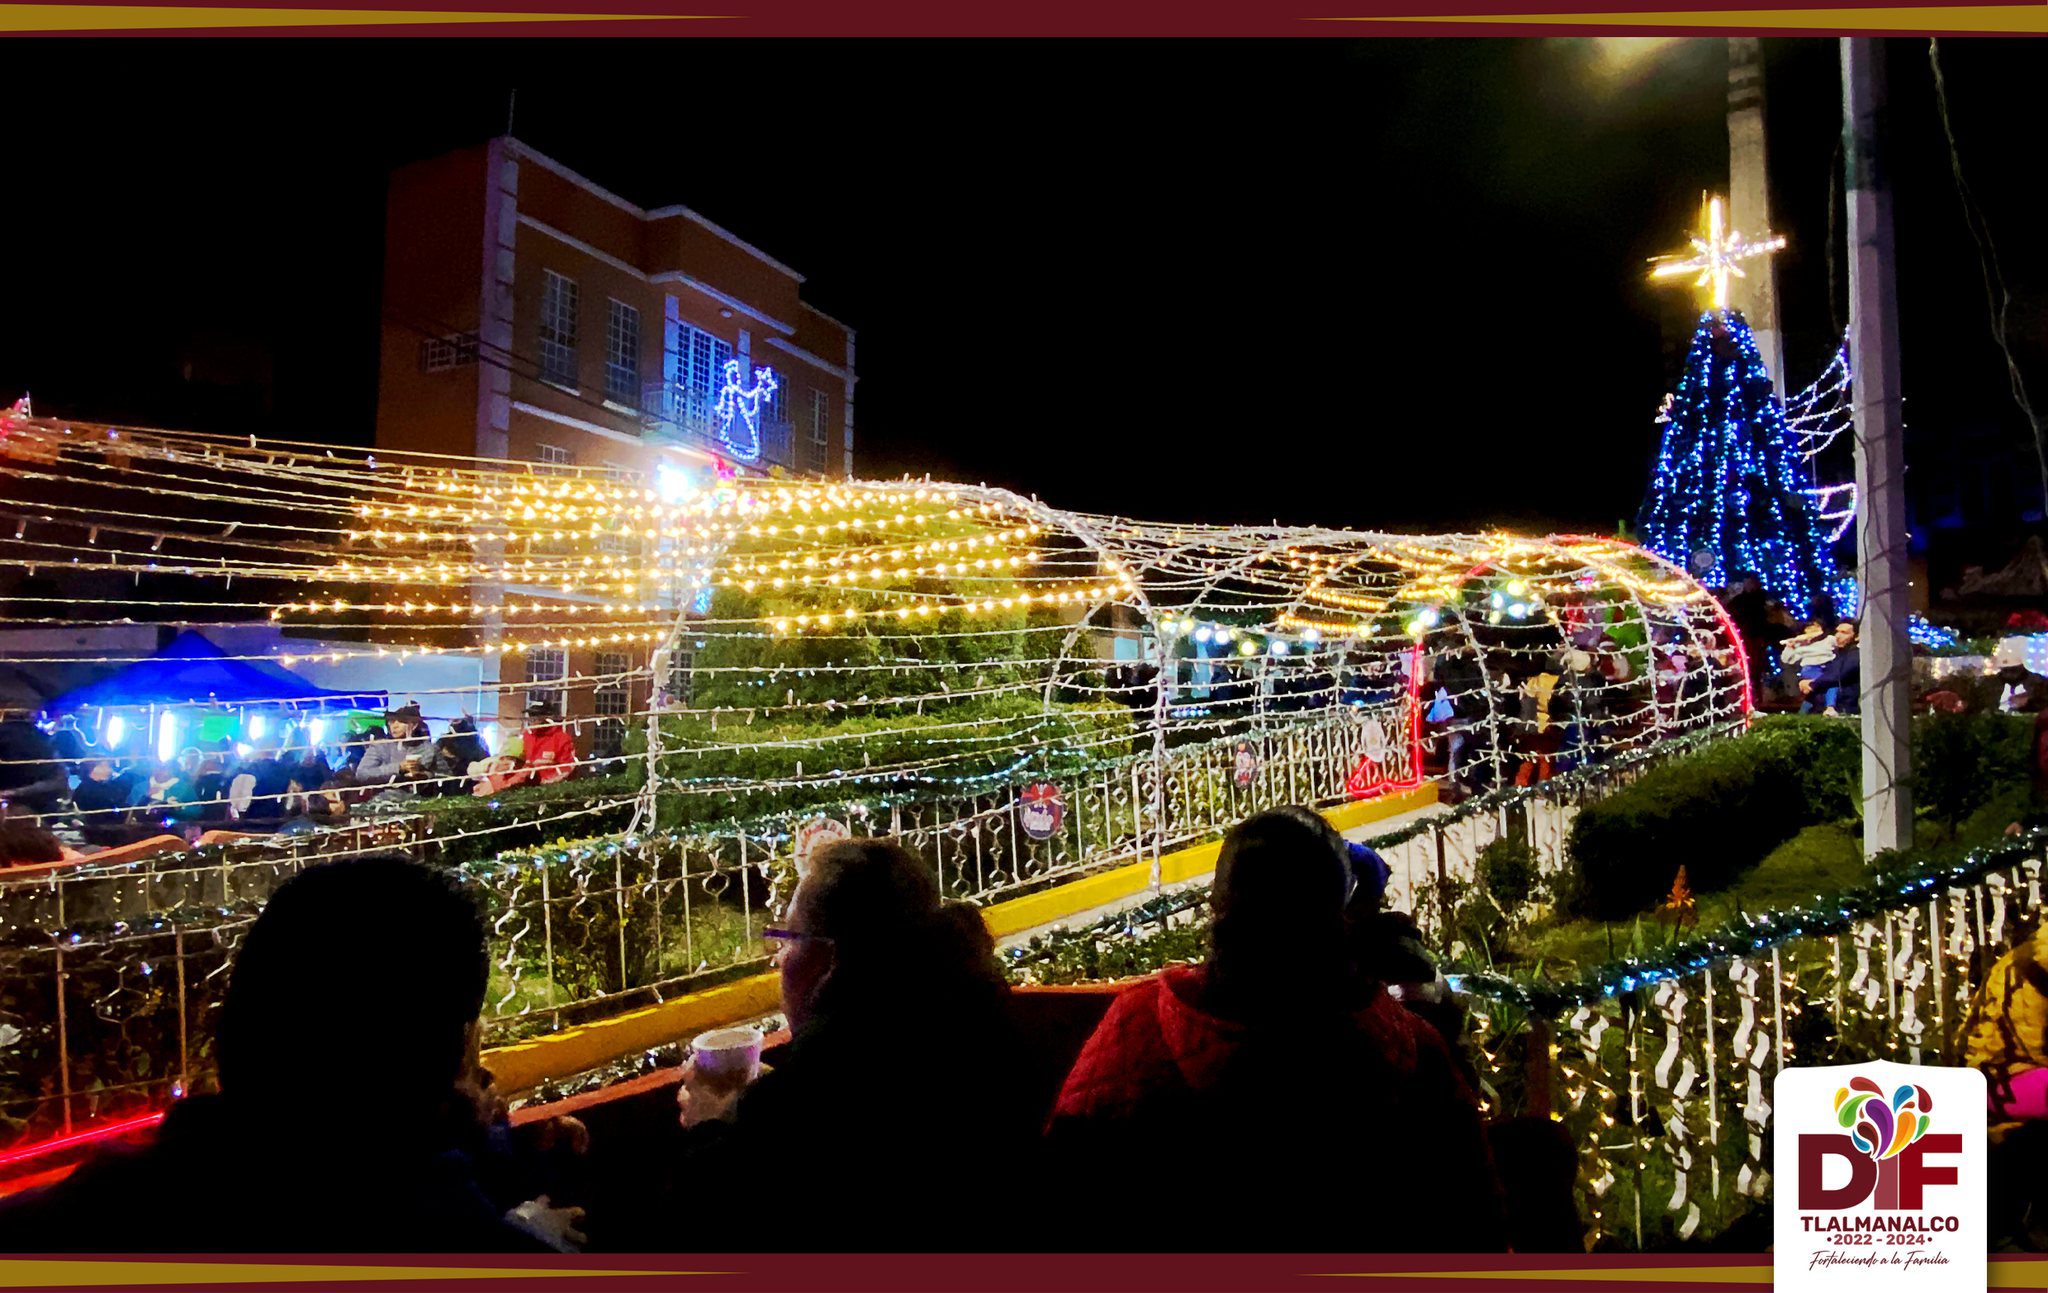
[47,632,384,713]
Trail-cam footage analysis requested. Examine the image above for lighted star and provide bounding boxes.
[1649,194,1786,311]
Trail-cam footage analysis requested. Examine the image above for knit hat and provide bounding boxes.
[1345,841,1391,910]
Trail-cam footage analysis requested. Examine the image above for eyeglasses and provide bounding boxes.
[762,927,829,961]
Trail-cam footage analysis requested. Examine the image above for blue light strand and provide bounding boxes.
[1638,309,1839,617]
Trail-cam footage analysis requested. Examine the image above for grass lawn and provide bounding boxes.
[1519,823,1869,978]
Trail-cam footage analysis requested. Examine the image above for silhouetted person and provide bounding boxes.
[0,814,65,867]
[627,839,1038,1251]
[0,854,541,1251]
[0,711,68,816]
[1046,807,1506,1251]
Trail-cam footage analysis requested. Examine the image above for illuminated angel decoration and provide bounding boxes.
[712,360,778,463]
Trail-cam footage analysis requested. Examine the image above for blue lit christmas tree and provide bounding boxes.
[1637,198,1839,615]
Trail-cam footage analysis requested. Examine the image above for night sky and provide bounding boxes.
[6,38,2043,545]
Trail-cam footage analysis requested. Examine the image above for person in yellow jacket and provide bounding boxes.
[1962,924,2048,1141]
[1961,852,2048,1249]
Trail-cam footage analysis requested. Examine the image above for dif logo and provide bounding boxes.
[1774,1062,1985,1292]
[1799,1078,1959,1211]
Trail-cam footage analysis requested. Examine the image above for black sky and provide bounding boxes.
[5,38,2043,545]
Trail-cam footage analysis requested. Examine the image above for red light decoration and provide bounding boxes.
[0,1109,166,1172]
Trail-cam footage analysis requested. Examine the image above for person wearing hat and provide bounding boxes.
[420,715,491,797]
[355,704,429,787]
[516,702,577,787]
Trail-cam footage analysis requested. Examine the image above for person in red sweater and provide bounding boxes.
[1046,807,1506,1252]
[519,703,578,785]
[474,704,581,796]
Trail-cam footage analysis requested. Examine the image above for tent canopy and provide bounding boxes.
[47,631,384,712]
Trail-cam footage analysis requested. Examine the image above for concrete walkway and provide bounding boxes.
[994,792,1449,952]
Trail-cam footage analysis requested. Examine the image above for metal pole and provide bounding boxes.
[1728,37,1787,400]
[1842,37,1914,857]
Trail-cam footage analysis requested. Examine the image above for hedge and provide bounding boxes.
[1560,711,2039,921]
[1560,717,1859,920]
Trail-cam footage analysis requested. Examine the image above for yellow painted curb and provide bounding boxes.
[483,784,1439,1094]
[483,972,781,1095]
[1324,783,1438,833]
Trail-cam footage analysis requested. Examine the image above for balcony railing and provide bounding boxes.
[639,382,797,472]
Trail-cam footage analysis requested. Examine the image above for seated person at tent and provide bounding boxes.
[471,705,576,796]
[47,716,89,775]
[420,716,490,797]
[281,757,348,828]
[0,710,68,816]
[72,758,158,848]
[166,748,231,827]
[227,745,297,832]
[355,705,429,786]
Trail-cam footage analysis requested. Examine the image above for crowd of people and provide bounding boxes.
[0,700,607,867]
[0,807,1541,1254]
[1418,620,1735,800]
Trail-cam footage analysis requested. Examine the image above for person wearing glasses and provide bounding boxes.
[618,839,1038,1251]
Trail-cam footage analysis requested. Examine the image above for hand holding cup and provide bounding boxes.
[677,1026,763,1128]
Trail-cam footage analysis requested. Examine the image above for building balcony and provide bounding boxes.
[638,382,798,473]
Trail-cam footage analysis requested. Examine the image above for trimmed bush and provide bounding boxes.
[1477,834,1543,911]
[1561,712,2040,921]
[1562,717,1858,920]
[1913,709,2034,828]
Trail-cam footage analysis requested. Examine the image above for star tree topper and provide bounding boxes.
[1649,194,1785,311]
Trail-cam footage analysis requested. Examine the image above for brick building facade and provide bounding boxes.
[374,138,855,738]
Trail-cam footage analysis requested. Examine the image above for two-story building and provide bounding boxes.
[374,138,856,742]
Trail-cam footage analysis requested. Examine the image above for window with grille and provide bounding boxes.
[676,325,733,417]
[667,650,693,706]
[526,647,567,714]
[535,443,573,476]
[605,300,640,403]
[809,389,830,445]
[539,271,579,388]
[420,333,478,373]
[593,651,631,717]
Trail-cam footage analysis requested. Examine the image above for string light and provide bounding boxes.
[1636,309,1835,614]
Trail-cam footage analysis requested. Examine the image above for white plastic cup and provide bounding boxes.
[690,1025,764,1091]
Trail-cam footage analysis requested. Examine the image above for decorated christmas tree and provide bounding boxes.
[1637,197,1839,616]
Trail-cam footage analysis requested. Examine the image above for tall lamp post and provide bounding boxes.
[1842,38,1913,857]
[1727,37,1787,401]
